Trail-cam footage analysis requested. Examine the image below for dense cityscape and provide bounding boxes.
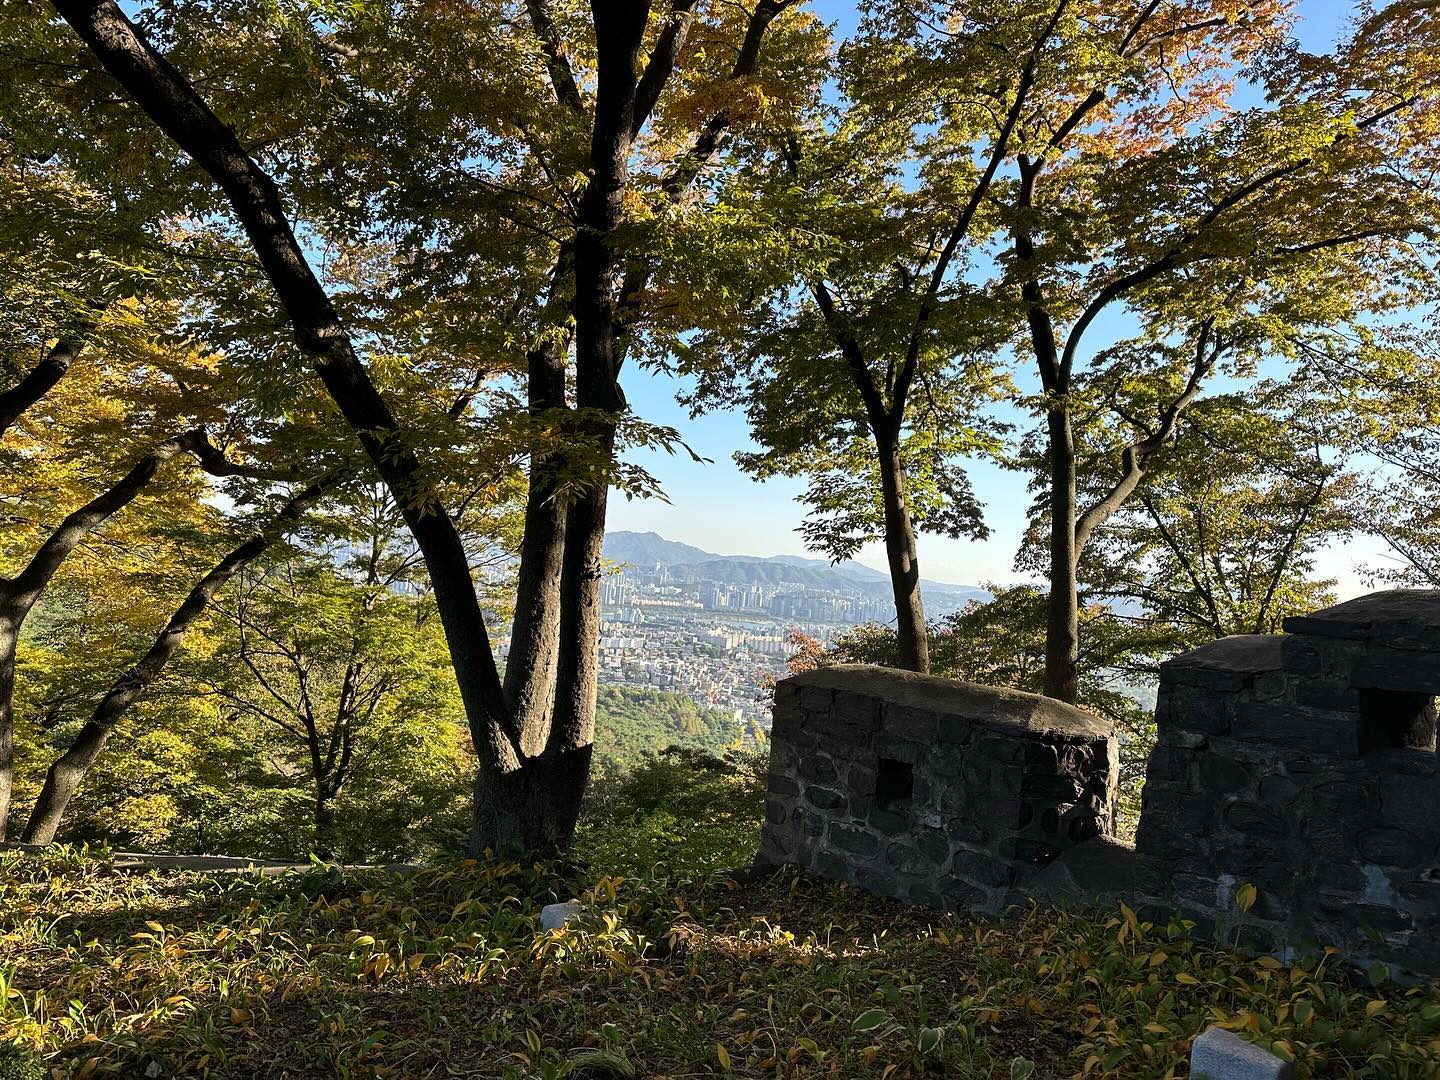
[494,532,986,727]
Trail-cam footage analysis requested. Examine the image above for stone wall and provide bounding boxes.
[757,665,1118,914]
[759,591,1440,982]
[1133,591,1440,981]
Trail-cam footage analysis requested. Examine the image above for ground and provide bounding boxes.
[0,844,1438,1078]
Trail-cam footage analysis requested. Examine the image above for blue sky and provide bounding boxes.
[608,0,1383,596]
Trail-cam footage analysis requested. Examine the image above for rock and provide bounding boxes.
[539,902,583,931]
[1190,1027,1294,1080]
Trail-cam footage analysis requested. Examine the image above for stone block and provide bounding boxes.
[1257,772,1299,806]
[798,754,838,784]
[1020,772,1083,802]
[946,814,987,845]
[1232,702,1359,757]
[814,849,849,881]
[886,842,929,876]
[869,808,910,836]
[1066,812,1102,844]
[1300,815,1351,859]
[1200,755,1253,794]
[832,692,880,732]
[1379,773,1440,828]
[1024,741,1059,770]
[1164,684,1232,735]
[1006,837,1061,866]
[915,827,949,866]
[1280,639,1326,675]
[1224,801,1288,839]
[791,807,824,838]
[1309,776,1378,814]
[1145,740,1194,785]
[952,849,1014,887]
[941,876,988,912]
[936,715,977,745]
[805,786,846,811]
[885,704,937,741]
[1357,826,1430,868]
[975,732,1028,764]
[873,735,924,765]
[1293,677,1357,712]
[829,822,880,858]
[768,773,801,798]
[765,799,787,825]
[1353,648,1440,696]
[755,832,793,868]
[798,685,835,716]
[1315,895,1412,935]
[1162,635,1282,692]
[1190,1026,1295,1080]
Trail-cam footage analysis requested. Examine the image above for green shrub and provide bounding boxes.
[575,745,766,878]
[0,1043,44,1080]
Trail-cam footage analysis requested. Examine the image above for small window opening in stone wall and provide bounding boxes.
[1357,687,1438,752]
[876,758,914,811]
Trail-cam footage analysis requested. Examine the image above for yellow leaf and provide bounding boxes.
[716,1043,731,1070]
[1235,883,1258,913]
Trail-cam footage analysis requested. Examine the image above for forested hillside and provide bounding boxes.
[593,685,756,776]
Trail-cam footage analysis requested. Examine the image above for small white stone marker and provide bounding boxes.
[1191,1027,1295,1080]
[539,901,583,931]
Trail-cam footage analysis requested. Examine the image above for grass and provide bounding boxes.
[1,838,1438,1078]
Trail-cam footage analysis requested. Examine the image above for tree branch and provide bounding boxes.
[526,0,584,112]
[1074,318,1218,552]
[0,338,82,438]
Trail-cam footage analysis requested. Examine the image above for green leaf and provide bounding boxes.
[853,1009,890,1033]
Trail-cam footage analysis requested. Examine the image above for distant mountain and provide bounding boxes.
[764,553,889,583]
[602,531,717,567]
[603,531,986,607]
[672,558,849,591]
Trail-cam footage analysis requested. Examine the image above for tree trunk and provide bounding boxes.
[21,477,330,845]
[313,793,336,860]
[545,439,613,845]
[0,616,16,841]
[1044,405,1080,704]
[504,331,570,751]
[875,433,928,673]
[468,4,647,855]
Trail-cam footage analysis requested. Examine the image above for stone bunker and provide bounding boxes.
[1134,589,1440,980]
[758,589,1440,981]
[757,665,1119,913]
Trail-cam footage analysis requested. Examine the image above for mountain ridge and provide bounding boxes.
[603,530,985,603]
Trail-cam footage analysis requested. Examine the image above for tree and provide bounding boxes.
[40,0,818,853]
[1297,325,1440,587]
[695,0,1440,700]
[1080,395,1351,643]
[990,0,1440,701]
[0,327,248,837]
[665,4,1046,673]
[20,474,335,844]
